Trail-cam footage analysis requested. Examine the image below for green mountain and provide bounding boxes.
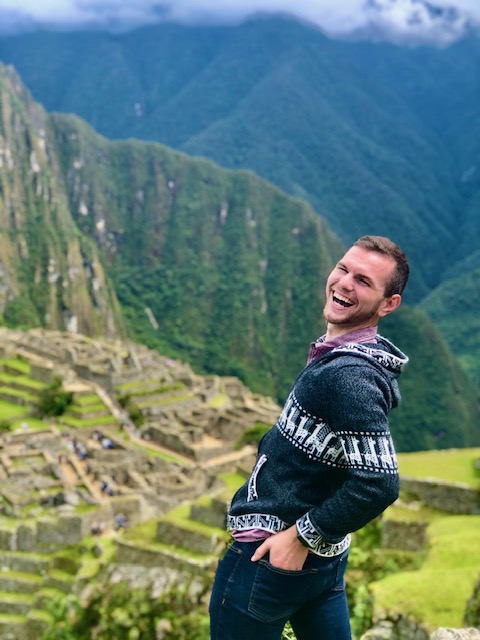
[0,18,476,299]
[383,308,480,451]
[0,63,478,450]
[0,66,123,337]
[0,62,343,400]
[420,250,480,386]
[1,17,478,388]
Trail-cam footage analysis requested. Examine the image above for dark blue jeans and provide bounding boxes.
[209,540,351,640]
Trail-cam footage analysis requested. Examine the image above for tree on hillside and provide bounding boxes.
[36,376,73,417]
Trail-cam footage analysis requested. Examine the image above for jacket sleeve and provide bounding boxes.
[296,361,400,549]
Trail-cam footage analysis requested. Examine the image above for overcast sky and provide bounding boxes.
[0,0,478,45]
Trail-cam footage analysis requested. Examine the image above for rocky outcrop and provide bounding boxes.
[361,621,480,640]
[430,630,480,639]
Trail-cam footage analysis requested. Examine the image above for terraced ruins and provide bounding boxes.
[0,327,280,639]
[0,327,478,639]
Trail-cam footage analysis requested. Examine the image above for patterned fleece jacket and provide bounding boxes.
[227,336,408,556]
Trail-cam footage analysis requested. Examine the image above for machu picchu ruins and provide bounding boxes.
[0,327,281,639]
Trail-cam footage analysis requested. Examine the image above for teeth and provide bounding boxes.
[333,292,353,306]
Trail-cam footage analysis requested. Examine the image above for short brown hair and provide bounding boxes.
[354,235,409,296]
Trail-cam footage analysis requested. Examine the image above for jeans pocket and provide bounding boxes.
[332,550,349,592]
[248,560,317,623]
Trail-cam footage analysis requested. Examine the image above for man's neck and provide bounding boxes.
[324,325,378,343]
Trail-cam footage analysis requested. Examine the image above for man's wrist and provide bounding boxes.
[296,525,310,549]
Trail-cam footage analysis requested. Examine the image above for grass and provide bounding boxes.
[0,613,26,623]
[370,514,480,630]
[383,502,439,523]
[135,393,194,407]
[0,358,30,375]
[0,372,46,390]
[59,415,118,428]
[0,591,34,602]
[0,570,43,583]
[47,569,76,583]
[11,417,52,430]
[73,393,106,406]
[160,503,231,541]
[122,519,220,561]
[130,441,181,462]
[67,403,110,416]
[115,380,185,394]
[218,471,247,493]
[207,393,228,408]
[123,518,157,545]
[0,387,37,403]
[398,448,480,488]
[0,399,30,420]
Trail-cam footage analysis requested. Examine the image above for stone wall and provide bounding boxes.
[360,613,429,639]
[401,477,480,515]
[430,630,480,639]
[362,624,480,640]
[114,539,214,576]
[381,519,428,551]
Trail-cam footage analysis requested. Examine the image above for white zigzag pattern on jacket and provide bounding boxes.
[276,393,398,473]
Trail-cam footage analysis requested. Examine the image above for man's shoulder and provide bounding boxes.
[328,337,408,375]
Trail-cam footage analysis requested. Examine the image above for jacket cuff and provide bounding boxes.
[296,513,325,550]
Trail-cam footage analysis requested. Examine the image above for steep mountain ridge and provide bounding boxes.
[0,65,123,337]
[0,63,478,451]
[1,17,477,382]
[0,63,344,399]
[0,18,475,301]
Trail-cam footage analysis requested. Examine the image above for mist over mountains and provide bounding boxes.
[1,0,480,46]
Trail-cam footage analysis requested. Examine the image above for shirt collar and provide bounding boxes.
[307,326,378,365]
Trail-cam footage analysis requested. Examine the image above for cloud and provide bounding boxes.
[0,0,479,44]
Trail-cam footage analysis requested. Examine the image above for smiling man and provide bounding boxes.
[209,236,410,640]
[323,238,405,336]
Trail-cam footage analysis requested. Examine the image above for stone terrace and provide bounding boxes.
[0,327,281,638]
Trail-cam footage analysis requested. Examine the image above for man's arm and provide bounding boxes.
[296,361,400,548]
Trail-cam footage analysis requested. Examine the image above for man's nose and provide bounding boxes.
[338,273,354,289]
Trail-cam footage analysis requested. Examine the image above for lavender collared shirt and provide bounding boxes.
[306,326,378,364]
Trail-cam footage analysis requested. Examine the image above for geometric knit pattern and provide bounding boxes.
[277,392,398,474]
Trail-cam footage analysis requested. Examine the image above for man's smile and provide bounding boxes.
[332,292,354,308]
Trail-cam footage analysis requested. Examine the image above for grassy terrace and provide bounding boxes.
[0,399,30,420]
[10,417,49,430]
[59,414,118,428]
[115,380,185,395]
[0,358,30,375]
[0,371,46,390]
[398,448,480,488]
[123,516,227,563]
[0,358,46,424]
[370,448,480,630]
[372,514,480,629]
[0,357,119,431]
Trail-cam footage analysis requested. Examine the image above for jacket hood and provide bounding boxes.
[329,335,408,376]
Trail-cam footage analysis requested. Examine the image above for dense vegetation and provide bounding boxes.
[383,308,480,451]
[41,579,211,640]
[1,17,479,386]
[0,63,478,451]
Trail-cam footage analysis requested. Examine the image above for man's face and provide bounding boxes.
[323,246,400,335]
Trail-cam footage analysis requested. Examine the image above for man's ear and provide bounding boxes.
[379,294,401,318]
